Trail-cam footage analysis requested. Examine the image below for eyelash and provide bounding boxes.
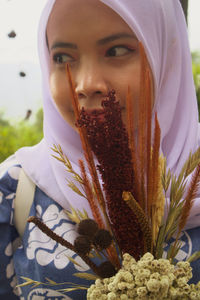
[105,45,135,57]
[52,45,135,65]
[52,53,74,65]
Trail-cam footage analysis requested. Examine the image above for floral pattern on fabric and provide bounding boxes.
[163,231,192,261]
[0,156,93,300]
[27,288,71,300]
[26,204,89,271]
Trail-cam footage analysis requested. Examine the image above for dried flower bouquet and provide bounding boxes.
[19,44,200,299]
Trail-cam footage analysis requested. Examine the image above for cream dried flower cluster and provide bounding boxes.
[87,253,200,300]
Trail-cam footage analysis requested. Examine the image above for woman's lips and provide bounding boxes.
[84,108,104,114]
[84,108,106,122]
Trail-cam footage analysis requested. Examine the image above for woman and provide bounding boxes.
[0,0,200,299]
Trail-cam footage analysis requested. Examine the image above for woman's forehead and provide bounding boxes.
[46,0,134,42]
[49,0,113,16]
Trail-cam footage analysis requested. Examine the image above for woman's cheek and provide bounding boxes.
[50,73,70,109]
[49,73,74,124]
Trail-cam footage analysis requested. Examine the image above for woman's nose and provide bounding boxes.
[75,62,108,100]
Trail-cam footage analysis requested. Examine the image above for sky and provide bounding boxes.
[0,0,200,120]
[188,0,200,51]
[0,0,46,64]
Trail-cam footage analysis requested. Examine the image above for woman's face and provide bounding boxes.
[47,0,142,129]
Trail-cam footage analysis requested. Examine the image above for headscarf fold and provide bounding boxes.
[16,0,200,229]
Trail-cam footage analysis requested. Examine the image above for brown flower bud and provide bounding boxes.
[74,235,92,255]
[98,261,116,278]
[77,219,99,238]
[93,229,113,249]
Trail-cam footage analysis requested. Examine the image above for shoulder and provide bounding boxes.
[0,155,21,206]
[0,156,21,226]
[0,154,21,185]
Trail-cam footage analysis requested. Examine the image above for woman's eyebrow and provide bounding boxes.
[50,33,137,51]
[97,32,137,45]
[51,42,78,51]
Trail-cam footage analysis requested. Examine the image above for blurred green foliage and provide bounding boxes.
[192,52,200,114]
[0,108,43,163]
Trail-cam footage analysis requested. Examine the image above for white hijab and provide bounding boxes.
[16,0,200,229]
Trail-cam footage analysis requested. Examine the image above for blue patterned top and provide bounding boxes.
[0,155,200,300]
[0,155,95,300]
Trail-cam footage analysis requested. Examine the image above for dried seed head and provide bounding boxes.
[74,235,92,255]
[94,229,113,249]
[77,219,99,238]
[98,261,117,278]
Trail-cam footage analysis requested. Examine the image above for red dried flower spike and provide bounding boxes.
[77,90,143,260]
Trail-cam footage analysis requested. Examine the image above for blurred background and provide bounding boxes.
[0,0,200,162]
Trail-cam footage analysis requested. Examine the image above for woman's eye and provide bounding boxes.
[106,46,134,57]
[53,53,73,64]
